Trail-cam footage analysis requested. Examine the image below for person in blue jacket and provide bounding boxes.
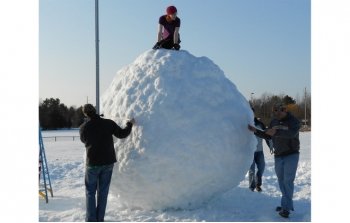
[248,103,301,218]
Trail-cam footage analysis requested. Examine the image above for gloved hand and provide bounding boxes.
[173,43,180,50]
[126,118,135,128]
[152,42,161,50]
[128,118,136,125]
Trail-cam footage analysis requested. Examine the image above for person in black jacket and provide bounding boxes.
[248,103,300,218]
[79,104,135,222]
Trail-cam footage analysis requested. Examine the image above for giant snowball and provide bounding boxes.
[102,49,256,210]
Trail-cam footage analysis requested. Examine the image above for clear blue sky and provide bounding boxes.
[39,0,310,107]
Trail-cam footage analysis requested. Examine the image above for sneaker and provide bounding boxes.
[256,186,262,192]
[279,209,290,218]
[275,206,282,212]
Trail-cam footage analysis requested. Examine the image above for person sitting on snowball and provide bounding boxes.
[152,5,181,50]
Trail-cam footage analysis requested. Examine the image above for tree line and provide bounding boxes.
[39,98,85,130]
[249,92,311,129]
[40,92,311,130]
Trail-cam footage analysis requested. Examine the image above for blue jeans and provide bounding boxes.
[274,153,299,211]
[85,164,114,222]
[249,151,265,189]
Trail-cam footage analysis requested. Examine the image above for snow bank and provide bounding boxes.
[101,49,256,210]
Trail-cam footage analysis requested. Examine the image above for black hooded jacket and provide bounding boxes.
[79,114,133,166]
[254,112,300,157]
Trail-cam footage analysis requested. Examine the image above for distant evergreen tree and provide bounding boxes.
[39,98,83,129]
[70,106,85,127]
[39,98,63,129]
[249,93,310,128]
[282,95,296,105]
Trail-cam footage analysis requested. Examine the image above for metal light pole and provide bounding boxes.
[304,87,307,127]
[95,0,100,114]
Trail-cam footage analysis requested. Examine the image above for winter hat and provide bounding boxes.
[166,6,177,15]
[83,104,97,117]
[272,103,287,112]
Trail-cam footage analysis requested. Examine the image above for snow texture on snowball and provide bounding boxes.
[101,49,256,210]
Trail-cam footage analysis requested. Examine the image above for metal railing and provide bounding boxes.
[42,136,80,141]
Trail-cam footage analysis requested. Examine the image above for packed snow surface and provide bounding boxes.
[38,50,311,222]
[101,49,256,210]
[39,130,311,221]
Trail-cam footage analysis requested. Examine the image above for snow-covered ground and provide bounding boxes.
[39,130,310,221]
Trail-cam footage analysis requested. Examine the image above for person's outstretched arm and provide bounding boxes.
[113,118,135,139]
[248,124,272,140]
[157,24,163,42]
[174,27,180,44]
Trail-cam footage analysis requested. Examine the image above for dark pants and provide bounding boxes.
[159,37,181,49]
[249,151,265,189]
[85,164,114,222]
[160,39,175,49]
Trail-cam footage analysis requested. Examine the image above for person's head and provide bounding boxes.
[166,5,177,20]
[82,104,97,118]
[272,103,288,120]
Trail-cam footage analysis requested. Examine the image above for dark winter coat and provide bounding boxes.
[255,112,301,157]
[159,15,181,40]
[79,114,133,166]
